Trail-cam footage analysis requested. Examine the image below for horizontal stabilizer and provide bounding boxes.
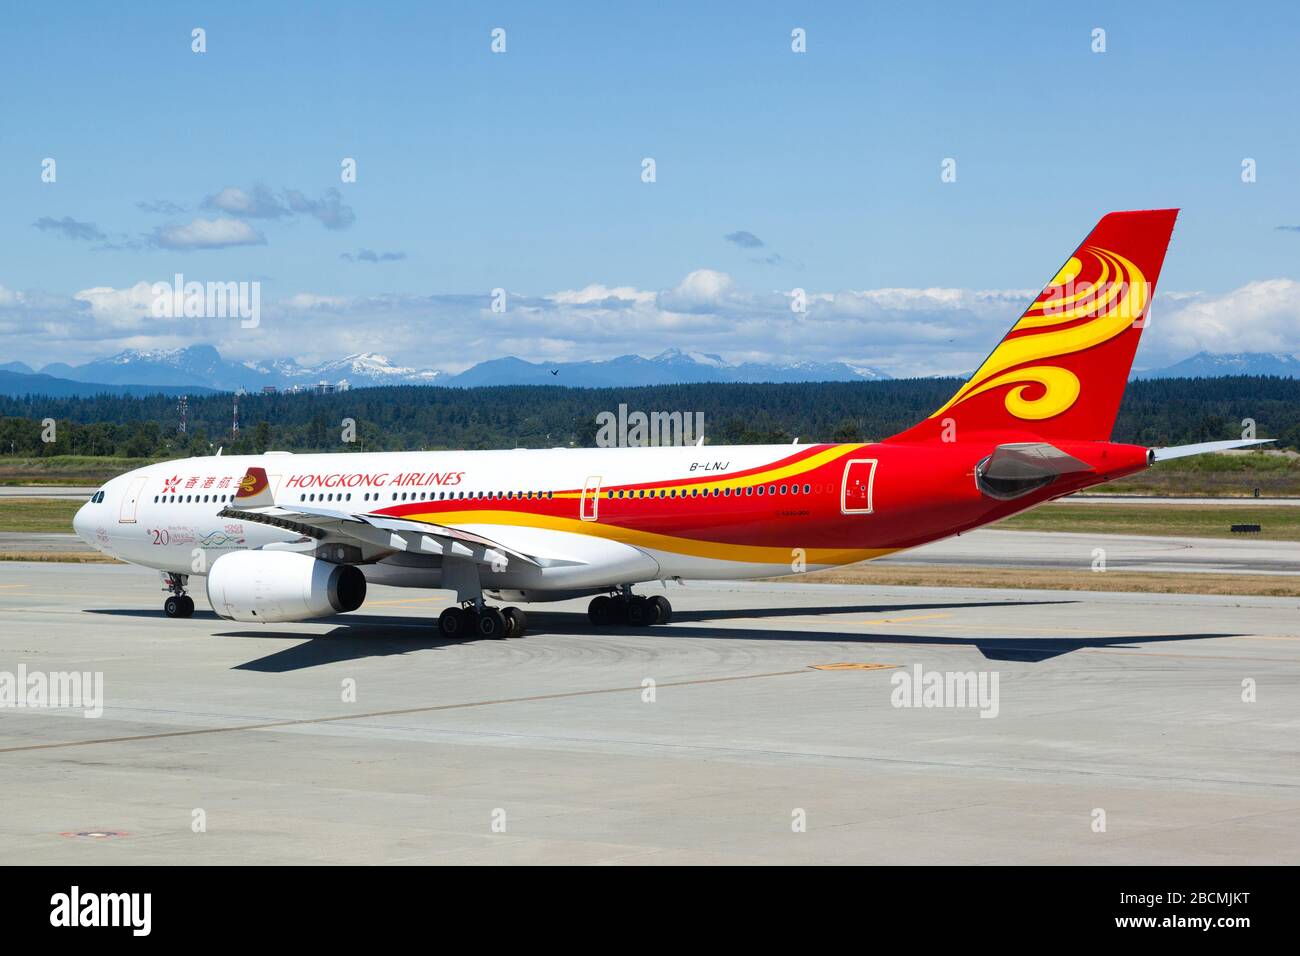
[983,442,1092,481]
[1150,438,1275,462]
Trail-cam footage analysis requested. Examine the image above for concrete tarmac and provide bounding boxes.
[0,486,97,499]
[9,527,1300,575]
[0,562,1296,864]
[879,529,1300,575]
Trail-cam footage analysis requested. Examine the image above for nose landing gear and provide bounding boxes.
[161,573,195,618]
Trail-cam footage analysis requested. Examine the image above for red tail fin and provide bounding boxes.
[889,209,1179,443]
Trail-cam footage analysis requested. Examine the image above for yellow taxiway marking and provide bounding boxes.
[808,663,900,671]
[858,613,953,626]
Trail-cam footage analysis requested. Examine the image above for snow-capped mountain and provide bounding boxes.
[26,345,890,391]
[38,346,448,391]
[1132,351,1300,379]
[451,348,890,386]
[242,352,446,388]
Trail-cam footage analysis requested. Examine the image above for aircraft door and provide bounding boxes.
[580,475,601,521]
[118,476,148,523]
[840,459,877,515]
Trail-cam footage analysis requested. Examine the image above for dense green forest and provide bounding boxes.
[0,376,1295,458]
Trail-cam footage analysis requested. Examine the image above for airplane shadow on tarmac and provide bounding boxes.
[85,599,1241,671]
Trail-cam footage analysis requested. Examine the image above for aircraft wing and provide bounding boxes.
[217,501,542,568]
[218,467,541,568]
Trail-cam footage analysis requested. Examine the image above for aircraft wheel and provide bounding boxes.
[588,595,615,624]
[502,606,528,638]
[476,607,509,639]
[626,596,652,627]
[438,606,471,638]
[648,595,672,625]
[164,595,193,619]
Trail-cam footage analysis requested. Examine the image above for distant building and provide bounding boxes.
[336,379,351,392]
[261,385,278,394]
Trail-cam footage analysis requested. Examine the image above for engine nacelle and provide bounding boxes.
[206,551,367,623]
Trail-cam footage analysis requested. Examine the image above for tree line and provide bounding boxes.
[0,376,1295,458]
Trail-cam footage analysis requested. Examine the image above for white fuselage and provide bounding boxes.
[73,444,879,599]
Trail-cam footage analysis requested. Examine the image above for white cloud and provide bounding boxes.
[1151,279,1300,356]
[73,282,160,330]
[204,185,288,219]
[657,269,734,313]
[551,284,655,306]
[151,217,266,250]
[3,273,1300,378]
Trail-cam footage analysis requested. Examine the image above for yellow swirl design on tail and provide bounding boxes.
[931,246,1146,421]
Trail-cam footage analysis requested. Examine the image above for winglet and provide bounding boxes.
[234,466,275,507]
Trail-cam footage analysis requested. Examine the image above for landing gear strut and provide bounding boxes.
[588,589,672,627]
[438,603,528,639]
[162,573,194,619]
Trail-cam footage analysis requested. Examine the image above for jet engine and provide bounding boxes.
[206,551,367,623]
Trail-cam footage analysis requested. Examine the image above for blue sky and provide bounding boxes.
[2,0,1298,375]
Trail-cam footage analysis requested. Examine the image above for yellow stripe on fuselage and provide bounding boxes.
[401,508,894,566]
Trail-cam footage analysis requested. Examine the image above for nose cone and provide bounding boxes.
[73,502,95,547]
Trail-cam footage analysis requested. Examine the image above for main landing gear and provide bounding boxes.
[439,603,528,640]
[588,590,672,627]
[162,572,194,619]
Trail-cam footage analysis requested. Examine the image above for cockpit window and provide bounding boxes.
[88,490,106,504]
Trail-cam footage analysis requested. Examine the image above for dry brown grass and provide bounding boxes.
[775,565,1300,597]
[0,551,121,564]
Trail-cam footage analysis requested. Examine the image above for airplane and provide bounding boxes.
[73,208,1271,639]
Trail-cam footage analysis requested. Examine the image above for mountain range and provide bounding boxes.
[1131,351,1300,379]
[3,347,1300,399]
[0,346,891,395]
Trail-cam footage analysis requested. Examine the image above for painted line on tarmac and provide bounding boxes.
[0,668,812,756]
